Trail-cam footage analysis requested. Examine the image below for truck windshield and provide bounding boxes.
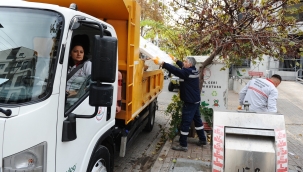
[0,8,63,104]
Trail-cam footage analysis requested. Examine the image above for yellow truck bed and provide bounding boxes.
[28,0,164,124]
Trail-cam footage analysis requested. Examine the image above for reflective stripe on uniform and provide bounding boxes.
[180,131,189,135]
[189,74,199,78]
[179,74,199,81]
[195,126,204,130]
[248,86,268,98]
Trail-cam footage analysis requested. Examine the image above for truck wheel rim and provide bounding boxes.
[91,159,107,172]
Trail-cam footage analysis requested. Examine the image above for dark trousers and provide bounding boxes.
[179,102,206,147]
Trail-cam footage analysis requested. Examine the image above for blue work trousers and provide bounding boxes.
[179,102,206,147]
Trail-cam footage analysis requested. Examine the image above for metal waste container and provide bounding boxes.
[211,110,288,172]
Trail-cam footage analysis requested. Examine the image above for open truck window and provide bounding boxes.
[64,19,108,112]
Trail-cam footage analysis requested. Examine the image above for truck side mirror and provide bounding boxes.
[89,83,113,107]
[91,35,117,83]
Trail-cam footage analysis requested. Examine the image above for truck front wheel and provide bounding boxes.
[144,101,156,132]
[88,145,110,172]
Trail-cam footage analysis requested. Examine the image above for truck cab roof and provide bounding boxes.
[25,0,130,20]
[0,1,116,35]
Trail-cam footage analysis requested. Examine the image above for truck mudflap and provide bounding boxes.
[212,111,287,172]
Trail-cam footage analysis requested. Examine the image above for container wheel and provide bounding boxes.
[168,82,174,92]
[88,145,110,172]
[144,101,156,132]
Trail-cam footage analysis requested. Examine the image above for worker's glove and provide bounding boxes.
[237,105,242,110]
[169,54,177,62]
[152,56,164,65]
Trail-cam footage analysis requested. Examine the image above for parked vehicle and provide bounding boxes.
[164,70,169,80]
[168,76,180,91]
[0,1,163,171]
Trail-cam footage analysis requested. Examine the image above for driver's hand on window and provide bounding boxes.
[67,90,77,97]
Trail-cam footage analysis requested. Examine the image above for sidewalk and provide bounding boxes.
[151,81,303,172]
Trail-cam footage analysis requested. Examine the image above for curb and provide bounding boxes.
[151,139,172,172]
[151,117,173,172]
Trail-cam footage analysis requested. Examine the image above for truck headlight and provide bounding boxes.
[3,142,46,172]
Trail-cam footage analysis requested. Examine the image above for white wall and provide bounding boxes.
[250,55,268,74]
[232,78,247,93]
[249,55,299,81]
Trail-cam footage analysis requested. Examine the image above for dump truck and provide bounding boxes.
[0,0,163,171]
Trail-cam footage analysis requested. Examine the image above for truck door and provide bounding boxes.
[55,17,116,172]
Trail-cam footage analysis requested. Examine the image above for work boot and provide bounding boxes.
[172,145,188,152]
[196,140,207,146]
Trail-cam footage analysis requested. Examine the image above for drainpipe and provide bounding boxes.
[265,56,271,78]
[267,56,270,70]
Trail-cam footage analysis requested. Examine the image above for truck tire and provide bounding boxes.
[144,101,156,132]
[168,82,174,92]
[87,145,110,172]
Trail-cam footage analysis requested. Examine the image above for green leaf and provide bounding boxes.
[296,61,300,67]
[281,46,287,53]
[200,106,213,127]
[289,41,295,46]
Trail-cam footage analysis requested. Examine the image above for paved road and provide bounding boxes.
[114,79,176,172]
[277,81,303,171]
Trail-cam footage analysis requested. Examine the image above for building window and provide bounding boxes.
[21,61,28,70]
[279,58,300,71]
[0,64,4,69]
[14,76,23,87]
[6,48,19,60]
[16,62,22,68]
[285,1,303,22]
[234,59,251,68]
